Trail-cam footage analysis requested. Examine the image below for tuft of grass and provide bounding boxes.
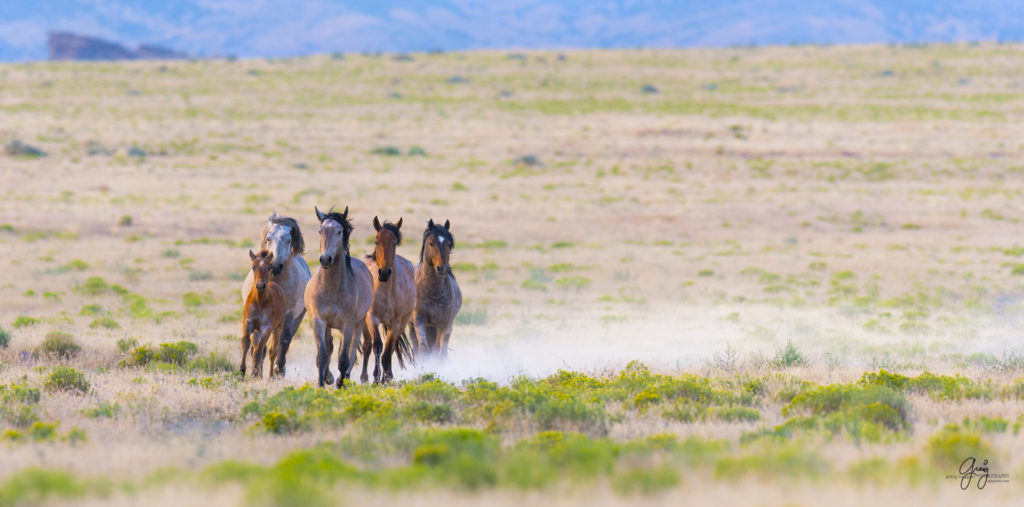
[35,331,81,360]
[0,327,9,349]
[44,367,90,394]
[371,146,402,156]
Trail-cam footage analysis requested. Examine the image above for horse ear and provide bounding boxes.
[315,206,326,222]
[395,217,402,229]
[373,216,382,231]
[444,219,450,230]
[428,219,435,229]
[249,249,256,261]
[342,206,349,218]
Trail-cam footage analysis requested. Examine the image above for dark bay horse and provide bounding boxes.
[304,206,373,388]
[410,219,462,357]
[360,216,415,384]
[241,250,286,379]
[241,212,310,376]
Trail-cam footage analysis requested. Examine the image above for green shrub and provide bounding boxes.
[121,344,156,367]
[83,402,120,419]
[159,341,199,365]
[0,468,110,506]
[927,427,992,469]
[770,340,808,368]
[781,382,910,439]
[182,291,214,308]
[12,315,38,328]
[35,331,81,359]
[371,146,402,156]
[187,352,234,373]
[73,277,127,296]
[0,327,9,349]
[79,304,103,316]
[44,367,90,394]
[860,369,991,400]
[1,380,41,427]
[116,337,138,353]
[89,317,120,329]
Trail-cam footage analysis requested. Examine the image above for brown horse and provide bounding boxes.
[241,212,310,376]
[360,216,415,384]
[304,206,373,388]
[241,250,286,379]
[410,219,462,357]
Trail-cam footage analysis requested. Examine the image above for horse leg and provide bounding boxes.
[324,327,335,386]
[275,309,299,376]
[382,324,398,383]
[438,326,454,359]
[425,326,438,356]
[252,325,271,379]
[359,319,373,384]
[313,318,328,387]
[239,322,253,376]
[336,324,356,389]
[413,314,431,357]
[268,325,282,378]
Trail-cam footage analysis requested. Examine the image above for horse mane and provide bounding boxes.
[321,207,354,274]
[260,213,305,255]
[419,222,454,263]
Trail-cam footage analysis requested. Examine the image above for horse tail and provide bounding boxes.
[394,329,415,369]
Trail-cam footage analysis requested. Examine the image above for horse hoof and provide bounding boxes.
[324,371,335,385]
[336,378,347,389]
[359,374,369,383]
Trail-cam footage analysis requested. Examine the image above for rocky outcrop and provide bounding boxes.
[48,32,188,61]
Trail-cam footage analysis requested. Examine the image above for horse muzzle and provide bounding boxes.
[320,255,333,268]
[270,263,284,276]
[378,268,392,282]
[256,282,267,292]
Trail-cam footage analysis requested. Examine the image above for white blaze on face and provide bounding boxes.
[438,237,445,244]
[268,224,291,264]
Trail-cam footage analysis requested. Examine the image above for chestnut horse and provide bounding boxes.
[241,212,310,376]
[241,250,286,379]
[360,216,415,384]
[304,206,373,388]
[409,219,462,357]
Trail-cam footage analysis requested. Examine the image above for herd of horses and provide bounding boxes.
[240,207,462,388]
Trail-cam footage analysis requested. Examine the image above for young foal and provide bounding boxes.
[360,217,416,384]
[410,219,462,357]
[304,206,374,388]
[241,250,286,379]
[241,212,310,376]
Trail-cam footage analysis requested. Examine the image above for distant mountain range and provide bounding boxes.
[2,1,1024,61]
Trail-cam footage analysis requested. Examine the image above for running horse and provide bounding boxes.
[304,206,374,388]
[410,219,462,357]
[360,216,415,384]
[241,250,286,379]
[241,212,310,376]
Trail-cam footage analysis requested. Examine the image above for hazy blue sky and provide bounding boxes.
[2,1,1023,60]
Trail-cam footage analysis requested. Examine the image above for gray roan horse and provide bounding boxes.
[304,206,373,388]
[360,216,415,384]
[409,219,462,357]
[241,212,310,376]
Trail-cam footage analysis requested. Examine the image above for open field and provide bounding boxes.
[3,44,1024,505]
